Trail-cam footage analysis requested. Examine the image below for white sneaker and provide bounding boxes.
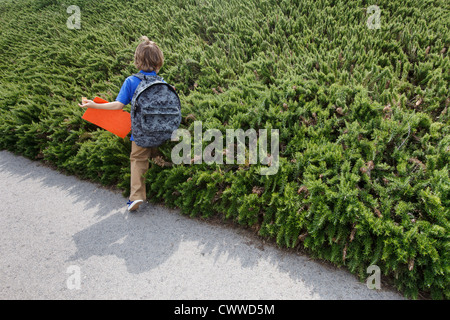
[127,199,144,211]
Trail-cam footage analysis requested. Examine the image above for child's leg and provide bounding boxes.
[129,142,161,202]
[129,141,152,201]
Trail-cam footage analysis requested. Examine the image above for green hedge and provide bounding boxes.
[0,0,449,299]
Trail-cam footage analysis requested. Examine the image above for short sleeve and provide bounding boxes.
[115,77,134,105]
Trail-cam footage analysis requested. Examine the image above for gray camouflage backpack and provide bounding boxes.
[130,73,181,148]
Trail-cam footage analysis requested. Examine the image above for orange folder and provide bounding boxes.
[82,97,131,138]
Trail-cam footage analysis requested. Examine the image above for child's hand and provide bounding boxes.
[79,99,95,108]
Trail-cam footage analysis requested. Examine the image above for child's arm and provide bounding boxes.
[79,100,125,110]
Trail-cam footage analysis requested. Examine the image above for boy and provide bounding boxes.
[79,36,164,212]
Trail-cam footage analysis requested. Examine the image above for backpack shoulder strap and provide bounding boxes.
[131,74,163,107]
[132,72,145,80]
[132,72,163,81]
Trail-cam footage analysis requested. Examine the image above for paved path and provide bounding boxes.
[0,150,404,300]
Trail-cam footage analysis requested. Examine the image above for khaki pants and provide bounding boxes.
[129,141,160,201]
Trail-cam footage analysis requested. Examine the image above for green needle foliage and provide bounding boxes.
[0,0,448,299]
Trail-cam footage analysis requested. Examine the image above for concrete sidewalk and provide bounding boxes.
[0,150,404,299]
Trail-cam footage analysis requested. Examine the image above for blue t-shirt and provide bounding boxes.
[115,70,161,141]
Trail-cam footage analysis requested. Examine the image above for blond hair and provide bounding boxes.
[134,36,164,72]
